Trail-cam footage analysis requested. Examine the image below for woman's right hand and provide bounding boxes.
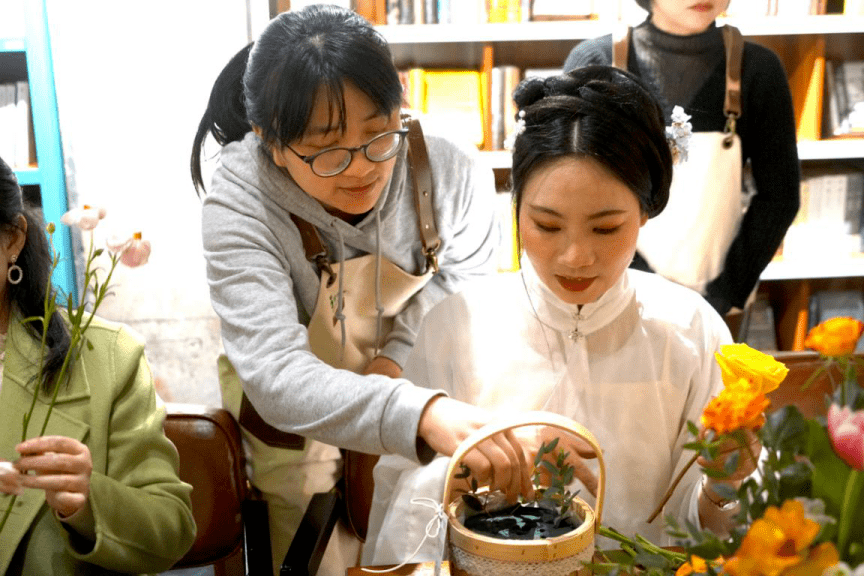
[417,396,533,502]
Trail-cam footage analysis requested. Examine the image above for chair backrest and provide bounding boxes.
[163,403,255,576]
[768,351,864,418]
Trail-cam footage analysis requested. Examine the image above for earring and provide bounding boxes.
[7,254,22,285]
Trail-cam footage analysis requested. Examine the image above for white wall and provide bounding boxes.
[46,0,252,405]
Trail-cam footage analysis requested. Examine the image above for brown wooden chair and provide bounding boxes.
[768,351,864,417]
[163,403,272,576]
[164,403,340,576]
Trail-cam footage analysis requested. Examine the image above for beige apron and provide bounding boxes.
[220,118,439,576]
[615,25,746,295]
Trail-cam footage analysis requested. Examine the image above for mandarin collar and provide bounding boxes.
[520,257,634,338]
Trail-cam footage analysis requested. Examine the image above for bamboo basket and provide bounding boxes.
[442,412,606,576]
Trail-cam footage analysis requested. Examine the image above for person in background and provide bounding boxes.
[190,5,530,574]
[0,156,196,575]
[364,67,756,566]
[564,0,799,325]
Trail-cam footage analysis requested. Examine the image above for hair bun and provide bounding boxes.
[512,76,548,110]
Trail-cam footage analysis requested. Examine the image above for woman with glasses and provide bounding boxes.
[190,5,527,575]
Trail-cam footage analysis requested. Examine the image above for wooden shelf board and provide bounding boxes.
[378,20,613,44]
[719,15,864,36]
[761,254,864,280]
[378,15,864,45]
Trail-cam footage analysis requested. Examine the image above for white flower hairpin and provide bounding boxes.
[504,109,527,151]
[666,105,692,165]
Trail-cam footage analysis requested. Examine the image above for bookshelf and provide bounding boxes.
[374,11,864,351]
[0,0,75,300]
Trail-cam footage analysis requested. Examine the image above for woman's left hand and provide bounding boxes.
[15,436,93,518]
[363,356,402,378]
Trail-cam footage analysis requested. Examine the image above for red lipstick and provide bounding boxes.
[556,276,595,292]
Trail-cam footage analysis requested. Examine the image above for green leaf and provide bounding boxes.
[805,419,850,517]
[687,421,700,437]
[723,451,740,476]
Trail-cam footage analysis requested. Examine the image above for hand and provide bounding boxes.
[15,436,93,518]
[363,356,402,378]
[0,461,22,496]
[418,396,533,502]
[697,427,761,502]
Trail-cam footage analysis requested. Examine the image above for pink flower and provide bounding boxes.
[118,232,151,268]
[826,404,864,471]
[60,205,106,231]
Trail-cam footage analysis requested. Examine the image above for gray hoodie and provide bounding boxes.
[202,129,498,462]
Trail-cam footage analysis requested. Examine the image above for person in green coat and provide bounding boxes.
[0,156,196,575]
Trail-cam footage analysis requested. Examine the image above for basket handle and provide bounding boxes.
[442,411,605,528]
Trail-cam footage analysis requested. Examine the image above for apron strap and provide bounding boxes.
[612,24,630,70]
[290,213,337,287]
[722,24,744,146]
[238,391,306,450]
[405,116,441,273]
[612,24,744,147]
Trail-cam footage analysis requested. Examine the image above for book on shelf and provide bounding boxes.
[487,0,522,23]
[530,0,595,20]
[845,0,864,15]
[355,0,388,24]
[488,65,520,150]
[782,167,864,259]
[824,60,864,137]
[788,37,826,141]
[401,68,486,148]
[744,295,779,352]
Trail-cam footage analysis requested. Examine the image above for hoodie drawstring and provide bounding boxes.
[330,221,348,363]
[374,210,385,356]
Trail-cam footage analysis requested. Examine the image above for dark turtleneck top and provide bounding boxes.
[564,19,800,317]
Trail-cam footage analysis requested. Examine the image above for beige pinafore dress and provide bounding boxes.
[220,119,440,576]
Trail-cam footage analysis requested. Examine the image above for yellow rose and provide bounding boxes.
[714,344,789,394]
[804,317,864,358]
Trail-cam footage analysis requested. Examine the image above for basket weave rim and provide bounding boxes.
[447,496,596,562]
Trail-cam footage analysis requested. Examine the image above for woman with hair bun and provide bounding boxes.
[363,67,753,565]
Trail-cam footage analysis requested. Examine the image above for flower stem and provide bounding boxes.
[837,470,863,558]
[647,452,699,523]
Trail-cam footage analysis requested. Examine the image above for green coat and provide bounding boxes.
[0,314,196,575]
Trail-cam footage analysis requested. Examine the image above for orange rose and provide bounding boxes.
[702,378,770,435]
[804,317,864,358]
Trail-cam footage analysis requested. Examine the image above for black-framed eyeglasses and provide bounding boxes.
[286,129,409,177]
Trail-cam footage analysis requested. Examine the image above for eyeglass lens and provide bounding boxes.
[312,132,404,176]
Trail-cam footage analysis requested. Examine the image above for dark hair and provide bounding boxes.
[635,0,651,12]
[0,156,70,393]
[191,4,403,195]
[510,66,672,227]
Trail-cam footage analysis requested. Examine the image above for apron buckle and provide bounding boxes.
[723,113,738,148]
[314,253,338,287]
[424,248,439,274]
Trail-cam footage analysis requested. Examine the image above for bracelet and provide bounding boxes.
[701,477,738,511]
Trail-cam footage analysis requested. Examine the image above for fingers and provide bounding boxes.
[0,461,23,496]
[16,436,92,477]
[14,436,93,518]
